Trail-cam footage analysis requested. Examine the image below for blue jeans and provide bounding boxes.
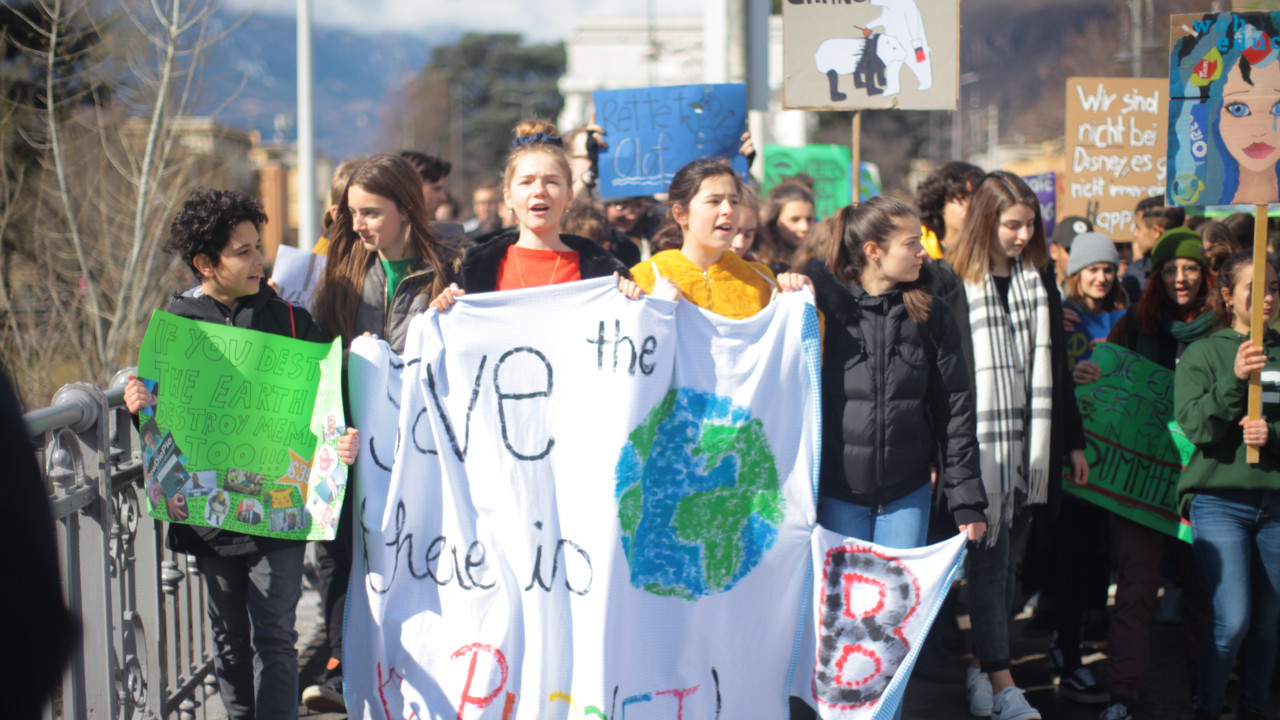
[817,483,932,549]
[967,508,1033,674]
[197,543,306,720]
[1189,490,1280,715]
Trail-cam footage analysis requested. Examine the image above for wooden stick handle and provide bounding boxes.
[851,110,862,205]
[1248,204,1266,464]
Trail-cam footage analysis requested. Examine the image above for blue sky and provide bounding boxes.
[221,0,704,43]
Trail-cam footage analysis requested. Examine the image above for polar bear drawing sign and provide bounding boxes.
[784,0,957,111]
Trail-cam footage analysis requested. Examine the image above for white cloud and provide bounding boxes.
[223,0,704,43]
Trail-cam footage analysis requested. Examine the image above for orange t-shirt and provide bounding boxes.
[495,245,581,291]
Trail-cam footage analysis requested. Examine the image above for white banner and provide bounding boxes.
[345,277,963,719]
[270,244,326,310]
[795,531,967,719]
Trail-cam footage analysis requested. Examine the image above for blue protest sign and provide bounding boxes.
[1065,308,1127,370]
[594,83,749,198]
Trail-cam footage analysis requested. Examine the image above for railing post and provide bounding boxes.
[48,382,118,719]
[35,369,222,719]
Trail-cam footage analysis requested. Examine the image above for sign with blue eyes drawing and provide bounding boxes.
[1168,12,1280,206]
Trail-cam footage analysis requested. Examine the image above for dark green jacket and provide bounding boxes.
[1174,327,1280,515]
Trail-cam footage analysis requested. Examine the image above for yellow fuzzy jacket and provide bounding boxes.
[631,250,778,320]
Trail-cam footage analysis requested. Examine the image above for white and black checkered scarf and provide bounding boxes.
[966,257,1053,546]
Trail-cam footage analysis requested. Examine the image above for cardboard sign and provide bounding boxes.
[1068,342,1192,542]
[762,144,882,219]
[1022,172,1057,240]
[1168,12,1280,206]
[136,311,348,540]
[270,244,326,310]
[1062,77,1168,239]
[594,83,749,198]
[782,0,958,110]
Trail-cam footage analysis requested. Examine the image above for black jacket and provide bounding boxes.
[809,263,986,526]
[164,280,325,557]
[930,259,1086,483]
[460,232,629,292]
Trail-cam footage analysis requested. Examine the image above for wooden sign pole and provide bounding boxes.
[851,110,863,205]
[1248,204,1267,464]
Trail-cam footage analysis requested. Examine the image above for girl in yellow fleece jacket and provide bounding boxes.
[622,158,811,316]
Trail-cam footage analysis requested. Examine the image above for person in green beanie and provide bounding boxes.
[1174,249,1280,720]
[1078,226,1215,720]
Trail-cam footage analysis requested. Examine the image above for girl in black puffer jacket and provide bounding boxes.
[807,196,987,720]
[808,197,988,545]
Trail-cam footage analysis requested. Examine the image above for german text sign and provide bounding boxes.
[1062,77,1167,239]
[136,311,347,540]
[1168,12,1280,206]
[782,0,958,110]
[1069,342,1191,542]
[594,83,748,198]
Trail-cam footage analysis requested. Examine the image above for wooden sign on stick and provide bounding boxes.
[1168,13,1280,462]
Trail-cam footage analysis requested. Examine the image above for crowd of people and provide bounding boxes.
[109,113,1280,720]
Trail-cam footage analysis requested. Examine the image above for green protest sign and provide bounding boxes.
[761,143,880,219]
[1068,342,1191,542]
[136,310,347,540]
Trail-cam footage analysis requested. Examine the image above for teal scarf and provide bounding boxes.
[1134,308,1215,362]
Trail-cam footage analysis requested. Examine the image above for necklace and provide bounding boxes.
[513,246,563,289]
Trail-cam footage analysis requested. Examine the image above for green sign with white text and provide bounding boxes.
[1069,342,1192,543]
[136,311,347,540]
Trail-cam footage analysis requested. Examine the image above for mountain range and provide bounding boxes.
[197,10,438,160]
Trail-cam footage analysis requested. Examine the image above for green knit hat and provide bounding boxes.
[1149,227,1205,268]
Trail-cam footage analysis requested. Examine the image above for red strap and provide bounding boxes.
[286,301,296,338]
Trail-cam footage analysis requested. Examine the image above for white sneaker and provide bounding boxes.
[967,668,994,717]
[992,686,1042,720]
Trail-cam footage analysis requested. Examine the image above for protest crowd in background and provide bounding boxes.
[17,19,1280,720]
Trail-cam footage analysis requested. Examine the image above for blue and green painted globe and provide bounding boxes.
[615,387,784,600]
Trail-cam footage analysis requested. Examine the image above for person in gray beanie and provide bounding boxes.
[1066,232,1120,278]
[1063,232,1126,318]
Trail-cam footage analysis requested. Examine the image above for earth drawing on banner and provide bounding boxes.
[615,387,785,599]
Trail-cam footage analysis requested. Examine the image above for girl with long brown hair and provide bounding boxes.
[754,182,815,272]
[935,171,1087,720]
[311,154,456,353]
[304,155,455,711]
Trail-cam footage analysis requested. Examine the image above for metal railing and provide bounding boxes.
[30,368,221,720]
